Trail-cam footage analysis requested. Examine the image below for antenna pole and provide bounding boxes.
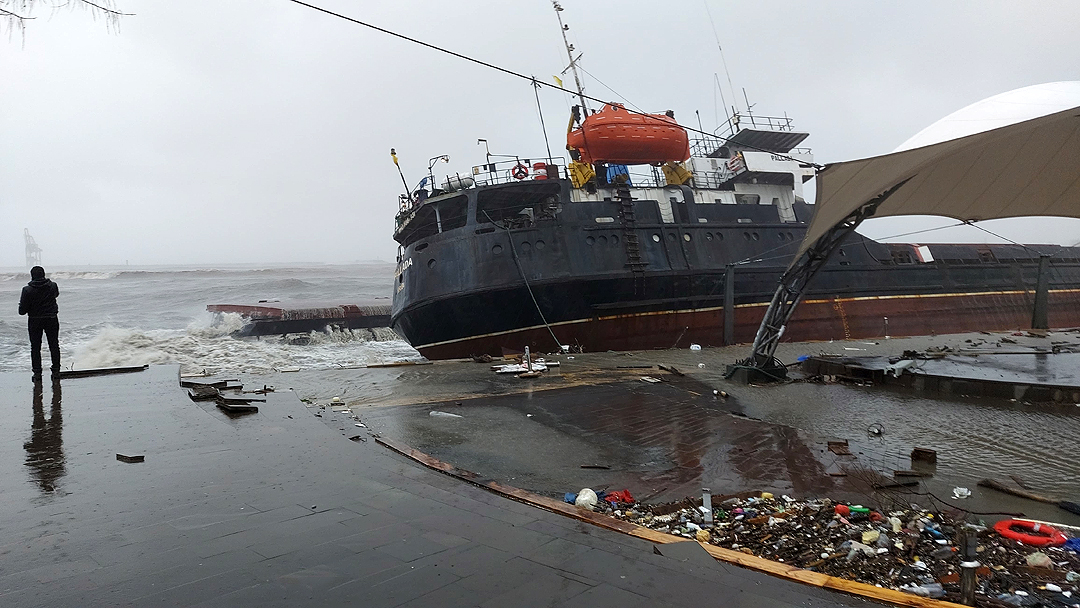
[552,2,589,113]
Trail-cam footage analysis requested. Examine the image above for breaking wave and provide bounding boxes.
[66,318,419,375]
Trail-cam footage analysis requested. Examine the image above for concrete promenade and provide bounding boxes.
[0,366,879,607]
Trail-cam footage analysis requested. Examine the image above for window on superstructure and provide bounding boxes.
[978,249,996,263]
[476,182,561,226]
[399,204,440,249]
[735,194,760,205]
[439,195,469,231]
[890,249,914,265]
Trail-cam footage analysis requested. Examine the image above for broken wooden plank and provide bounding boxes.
[59,365,149,379]
[978,478,1058,504]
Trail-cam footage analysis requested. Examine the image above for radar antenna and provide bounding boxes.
[24,228,42,268]
[552,1,589,114]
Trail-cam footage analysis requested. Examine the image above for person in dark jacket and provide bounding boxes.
[19,266,61,381]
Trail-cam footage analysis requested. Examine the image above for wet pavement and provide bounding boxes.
[294,330,1080,528]
[354,371,851,504]
[0,366,882,607]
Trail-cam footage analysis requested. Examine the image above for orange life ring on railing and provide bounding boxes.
[993,519,1068,547]
[511,163,529,180]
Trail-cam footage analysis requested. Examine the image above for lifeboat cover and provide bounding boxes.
[567,103,690,165]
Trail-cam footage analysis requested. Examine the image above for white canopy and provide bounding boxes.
[799,104,1080,259]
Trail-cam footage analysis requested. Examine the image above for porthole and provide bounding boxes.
[427,259,436,269]
[752,232,759,241]
[705,232,714,241]
[743,232,751,241]
[521,241,532,252]
[598,235,608,245]
[416,242,429,251]
[716,232,724,241]
[535,240,546,250]
[492,244,503,254]
[586,236,595,245]
[611,235,619,245]
[839,248,846,257]
[787,232,795,240]
[778,233,786,241]
[683,233,691,242]
[652,234,661,242]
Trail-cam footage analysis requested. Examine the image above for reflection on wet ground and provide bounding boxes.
[295,331,1080,525]
[24,379,65,497]
[349,372,847,504]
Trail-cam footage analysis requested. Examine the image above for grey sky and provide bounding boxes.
[3,0,1079,266]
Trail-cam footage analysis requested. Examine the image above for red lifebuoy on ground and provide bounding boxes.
[511,163,529,180]
[993,519,1068,547]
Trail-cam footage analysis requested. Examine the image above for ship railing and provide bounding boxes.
[715,113,796,138]
[468,157,567,188]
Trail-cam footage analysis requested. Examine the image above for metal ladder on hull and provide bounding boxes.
[615,185,647,294]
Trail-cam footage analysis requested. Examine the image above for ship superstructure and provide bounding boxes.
[389,108,1080,359]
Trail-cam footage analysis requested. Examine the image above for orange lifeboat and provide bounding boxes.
[566,103,690,165]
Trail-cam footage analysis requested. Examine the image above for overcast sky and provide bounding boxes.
[2,0,1079,267]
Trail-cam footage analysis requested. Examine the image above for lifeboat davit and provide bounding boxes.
[567,103,690,165]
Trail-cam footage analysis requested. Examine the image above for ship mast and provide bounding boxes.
[552,1,589,115]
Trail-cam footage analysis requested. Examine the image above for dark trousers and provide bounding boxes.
[28,316,60,375]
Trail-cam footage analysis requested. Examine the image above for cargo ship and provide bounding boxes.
[389,11,1080,360]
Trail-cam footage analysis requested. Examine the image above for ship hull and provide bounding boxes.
[405,288,1080,359]
[391,178,1080,360]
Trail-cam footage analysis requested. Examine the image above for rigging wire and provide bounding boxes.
[284,0,822,168]
[703,1,738,115]
[483,211,564,351]
[531,77,553,161]
[576,65,643,113]
[729,220,970,267]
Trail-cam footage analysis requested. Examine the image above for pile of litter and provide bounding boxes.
[590,491,1080,606]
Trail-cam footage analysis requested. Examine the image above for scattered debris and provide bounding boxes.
[640,376,662,384]
[911,448,938,464]
[574,488,598,510]
[580,464,611,470]
[116,453,145,463]
[658,364,684,376]
[952,487,971,500]
[603,493,1080,605]
[828,440,853,456]
[689,344,702,351]
[429,411,463,418]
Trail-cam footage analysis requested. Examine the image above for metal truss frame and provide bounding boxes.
[741,179,911,371]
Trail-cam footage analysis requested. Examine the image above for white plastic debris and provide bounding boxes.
[354,422,366,427]
[1046,583,1063,593]
[640,376,661,383]
[689,344,702,351]
[429,411,463,418]
[697,363,705,368]
[952,487,971,499]
[574,488,598,510]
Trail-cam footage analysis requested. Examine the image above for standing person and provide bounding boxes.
[18,266,61,381]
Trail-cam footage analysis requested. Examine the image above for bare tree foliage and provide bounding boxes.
[2,0,128,39]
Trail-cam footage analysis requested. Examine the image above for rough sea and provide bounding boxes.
[0,263,418,375]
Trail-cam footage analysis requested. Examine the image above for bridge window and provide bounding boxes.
[476,182,561,225]
[438,195,468,231]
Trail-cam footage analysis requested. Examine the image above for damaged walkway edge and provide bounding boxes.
[376,436,969,608]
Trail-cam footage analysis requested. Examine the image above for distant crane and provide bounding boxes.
[24,228,42,268]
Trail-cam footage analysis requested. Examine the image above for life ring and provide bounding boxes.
[993,519,1068,547]
[511,163,529,180]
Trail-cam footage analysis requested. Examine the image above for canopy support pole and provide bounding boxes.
[728,180,911,382]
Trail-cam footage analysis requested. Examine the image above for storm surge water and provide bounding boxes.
[0,263,418,374]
